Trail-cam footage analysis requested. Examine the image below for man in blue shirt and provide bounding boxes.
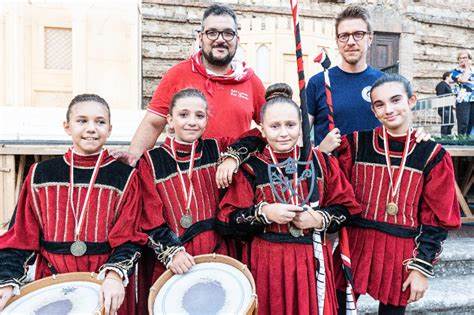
[307,5,383,147]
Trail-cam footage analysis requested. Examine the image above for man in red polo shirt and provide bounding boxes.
[123,4,265,165]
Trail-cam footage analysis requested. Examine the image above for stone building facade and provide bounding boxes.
[142,0,473,107]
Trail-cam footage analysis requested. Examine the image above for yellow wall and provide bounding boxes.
[0,0,141,110]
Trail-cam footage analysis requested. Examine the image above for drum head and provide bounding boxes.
[150,254,256,315]
[3,272,103,315]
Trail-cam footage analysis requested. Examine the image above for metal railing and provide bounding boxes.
[413,94,457,136]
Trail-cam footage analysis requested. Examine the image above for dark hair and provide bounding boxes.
[66,94,110,122]
[260,83,301,121]
[335,5,372,34]
[202,4,238,31]
[170,88,208,114]
[442,71,451,80]
[370,74,414,100]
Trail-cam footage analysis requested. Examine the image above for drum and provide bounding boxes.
[149,253,257,315]
[3,272,103,315]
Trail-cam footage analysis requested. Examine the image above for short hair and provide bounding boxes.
[442,71,451,80]
[201,4,238,31]
[370,74,414,99]
[260,83,301,122]
[457,50,472,61]
[170,88,208,114]
[66,94,110,122]
[335,5,372,34]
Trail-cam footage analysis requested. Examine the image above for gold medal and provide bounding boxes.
[180,214,193,229]
[289,224,303,238]
[70,240,87,257]
[382,127,414,218]
[386,202,398,216]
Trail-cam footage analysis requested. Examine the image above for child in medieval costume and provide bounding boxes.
[329,74,461,314]
[0,94,145,315]
[217,83,361,315]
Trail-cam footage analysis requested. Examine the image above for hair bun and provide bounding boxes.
[265,83,293,101]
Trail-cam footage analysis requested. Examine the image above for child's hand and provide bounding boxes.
[402,269,429,303]
[169,251,195,275]
[100,271,125,315]
[319,128,341,154]
[216,158,239,189]
[261,203,303,224]
[293,210,323,230]
[110,150,140,167]
[0,285,14,311]
[414,127,431,143]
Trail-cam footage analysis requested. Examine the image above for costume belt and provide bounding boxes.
[40,239,111,255]
[258,232,314,244]
[179,218,216,244]
[349,216,419,238]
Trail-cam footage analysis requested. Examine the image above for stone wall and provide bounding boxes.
[141,0,474,106]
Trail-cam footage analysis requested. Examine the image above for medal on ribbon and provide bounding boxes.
[382,127,414,216]
[68,149,105,257]
[171,139,197,229]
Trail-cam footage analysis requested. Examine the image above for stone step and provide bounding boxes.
[435,237,474,278]
[357,274,474,314]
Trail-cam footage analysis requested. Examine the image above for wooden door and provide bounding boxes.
[368,32,400,71]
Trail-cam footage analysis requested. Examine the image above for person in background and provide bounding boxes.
[307,5,383,146]
[116,4,265,167]
[451,50,474,136]
[435,71,454,136]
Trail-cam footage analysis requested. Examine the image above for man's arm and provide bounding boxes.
[128,112,167,162]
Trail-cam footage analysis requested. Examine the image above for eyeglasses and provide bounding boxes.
[336,31,368,43]
[203,30,236,41]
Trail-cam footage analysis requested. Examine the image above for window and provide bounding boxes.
[44,27,72,70]
[256,44,270,83]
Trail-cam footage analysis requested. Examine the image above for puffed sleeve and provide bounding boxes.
[407,147,461,277]
[335,132,357,180]
[313,149,361,233]
[136,153,183,268]
[216,169,266,239]
[0,165,40,293]
[100,169,145,282]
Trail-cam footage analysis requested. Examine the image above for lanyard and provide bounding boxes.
[69,149,104,241]
[382,127,412,202]
[170,139,197,212]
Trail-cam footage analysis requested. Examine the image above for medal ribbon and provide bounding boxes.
[382,126,412,203]
[171,139,197,214]
[69,149,105,241]
[268,145,299,205]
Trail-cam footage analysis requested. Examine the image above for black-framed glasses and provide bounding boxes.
[203,30,236,41]
[337,31,368,43]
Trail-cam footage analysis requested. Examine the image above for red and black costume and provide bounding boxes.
[0,149,145,315]
[138,137,235,280]
[217,145,360,315]
[334,127,461,307]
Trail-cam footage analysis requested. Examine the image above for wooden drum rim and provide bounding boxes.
[148,253,257,315]
[5,272,104,314]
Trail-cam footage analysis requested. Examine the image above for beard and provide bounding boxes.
[343,51,364,65]
[202,44,236,67]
